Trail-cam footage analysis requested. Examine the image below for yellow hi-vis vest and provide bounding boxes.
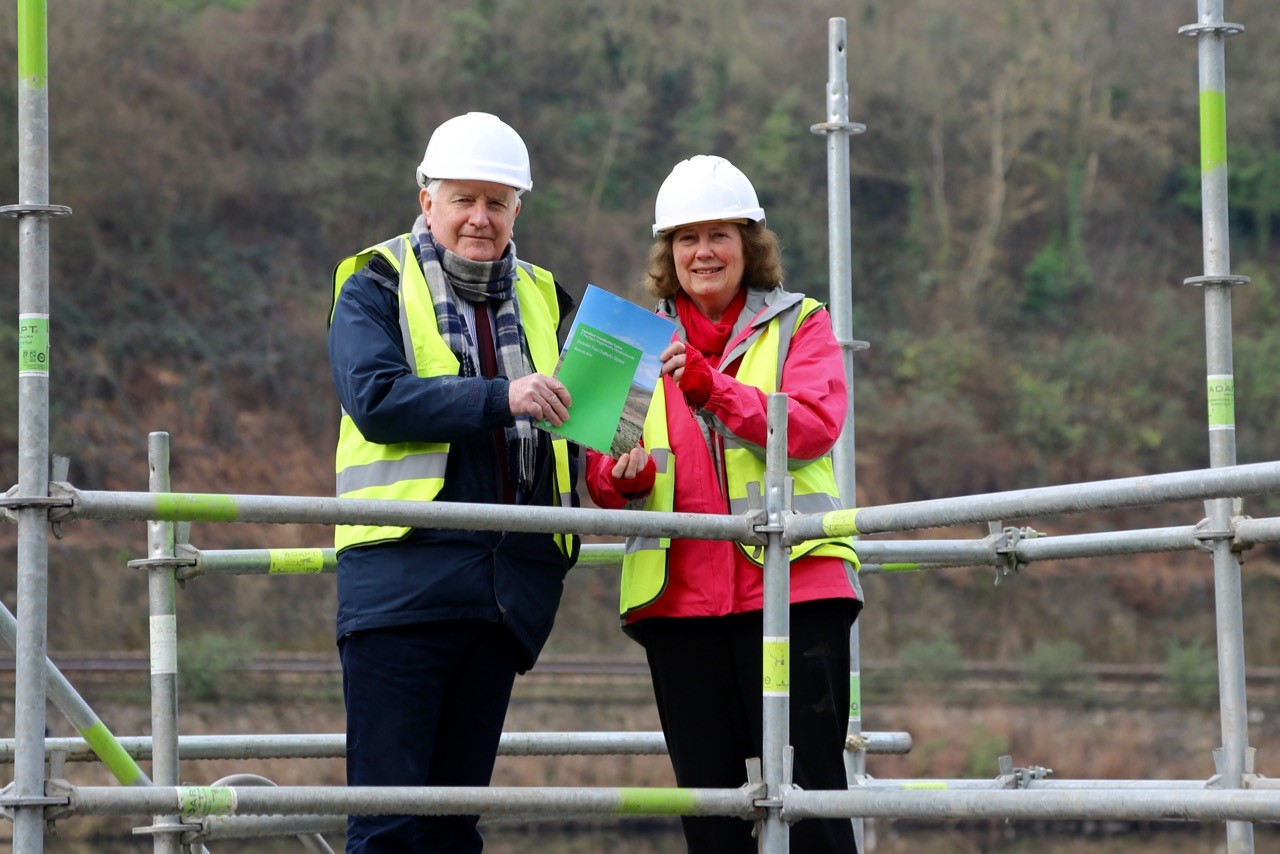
[330,234,577,556]
[618,297,858,615]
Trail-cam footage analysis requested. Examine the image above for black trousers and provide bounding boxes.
[634,599,860,853]
[340,621,522,853]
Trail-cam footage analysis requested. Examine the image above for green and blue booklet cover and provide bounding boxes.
[538,284,675,457]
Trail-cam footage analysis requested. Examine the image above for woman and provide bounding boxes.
[586,155,862,853]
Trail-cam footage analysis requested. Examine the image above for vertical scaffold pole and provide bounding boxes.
[760,393,792,853]
[1178,2,1253,852]
[6,0,64,849]
[809,16,868,850]
[144,433,184,853]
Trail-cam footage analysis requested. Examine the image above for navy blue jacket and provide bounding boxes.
[328,253,579,670]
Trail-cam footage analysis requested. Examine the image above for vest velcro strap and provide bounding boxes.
[337,452,448,495]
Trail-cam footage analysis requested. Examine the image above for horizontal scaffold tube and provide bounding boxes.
[65,488,758,544]
[783,788,1280,823]
[193,814,345,843]
[6,731,913,762]
[61,785,759,821]
[794,460,1280,540]
[175,778,1280,843]
[190,519,1262,580]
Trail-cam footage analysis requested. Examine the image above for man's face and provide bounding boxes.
[421,179,521,262]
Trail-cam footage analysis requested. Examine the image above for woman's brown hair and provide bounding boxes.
[642,221,784,300]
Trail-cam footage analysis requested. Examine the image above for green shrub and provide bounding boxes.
[898,630,964,686]
[963,725,1012,779]
[177,632,257,702]
[1163,638,1218,710]
[1019,639,1094,701]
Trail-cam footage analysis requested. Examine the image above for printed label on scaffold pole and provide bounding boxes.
[1207,374,1235,431]
[763,637,790,697]
[269,548,326,574]
[149,615,177,675]
[18,314,49,377]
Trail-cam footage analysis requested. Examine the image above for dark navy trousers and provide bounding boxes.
[340,621,522,853]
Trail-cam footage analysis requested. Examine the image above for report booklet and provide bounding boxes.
[538,284,676,457]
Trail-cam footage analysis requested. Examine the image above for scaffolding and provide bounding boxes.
[2,1,1278,852]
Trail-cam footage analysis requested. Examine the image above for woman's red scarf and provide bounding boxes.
[675,287,747,361]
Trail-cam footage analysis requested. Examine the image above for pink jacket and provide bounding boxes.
[586,290,859,623]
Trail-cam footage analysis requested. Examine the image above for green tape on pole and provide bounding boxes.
[18,314,49,376]
[881,563,921,573]
[1207,375,1235,428]
[902,781,949,790]
[822,507,860,537]
[79,721,143,786]
[153,493,239,522]
[268,548,327,574]
[1200,90,1227,172]
[617,787,697,816]
[179,786,237,818]
[849,671,861,719]
[17,0,49,85]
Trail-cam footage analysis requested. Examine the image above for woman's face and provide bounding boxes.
[671,221,744,320]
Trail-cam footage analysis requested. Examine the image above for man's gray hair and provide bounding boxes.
[423,178,525,201]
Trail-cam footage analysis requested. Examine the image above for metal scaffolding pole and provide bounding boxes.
[140,434,184,852]
[60,459,1280,536]
[1,1,68,849]
[809,18,870,850]
[4,730,915,763]
[1179,1,1253,850]
[791,460,1280,540]
[760,394,792,852]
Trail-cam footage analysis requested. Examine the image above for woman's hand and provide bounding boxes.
[610,445,656,498]
[611,446,651,480]
[659,341,687,383]
[661,341,712,408]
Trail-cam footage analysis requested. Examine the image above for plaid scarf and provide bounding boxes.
[411,215,538,495]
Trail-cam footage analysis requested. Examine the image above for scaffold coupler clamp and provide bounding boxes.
[743,480,789,559]
[991,525,1038,586]
[0,478,76,540]
[127,551,199,576]
[1207,746,1259,788]
[996,754,1052,789]
[1191,515,1240,556]
[0,779,73,833]
[747,748,798,835]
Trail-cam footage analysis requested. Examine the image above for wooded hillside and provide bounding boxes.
[2,0,1279,675]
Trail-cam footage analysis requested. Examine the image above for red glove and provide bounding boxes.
[679,347,713,408]
[612,454,656,498]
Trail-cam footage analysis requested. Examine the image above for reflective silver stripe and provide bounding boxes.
[793,491,842,514]
[399,283,417,376]
[336,452,447,495]
[649,447,670,474]
[729,491,841,517]
[625,536,663,555]
[382,237,419,376]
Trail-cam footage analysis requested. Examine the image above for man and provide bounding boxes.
[328,111,579,852]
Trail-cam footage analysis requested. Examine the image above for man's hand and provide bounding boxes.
[509,373,571,426]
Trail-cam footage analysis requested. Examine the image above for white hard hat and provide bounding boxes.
[416,112,533,193]
[652,155,765,237]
